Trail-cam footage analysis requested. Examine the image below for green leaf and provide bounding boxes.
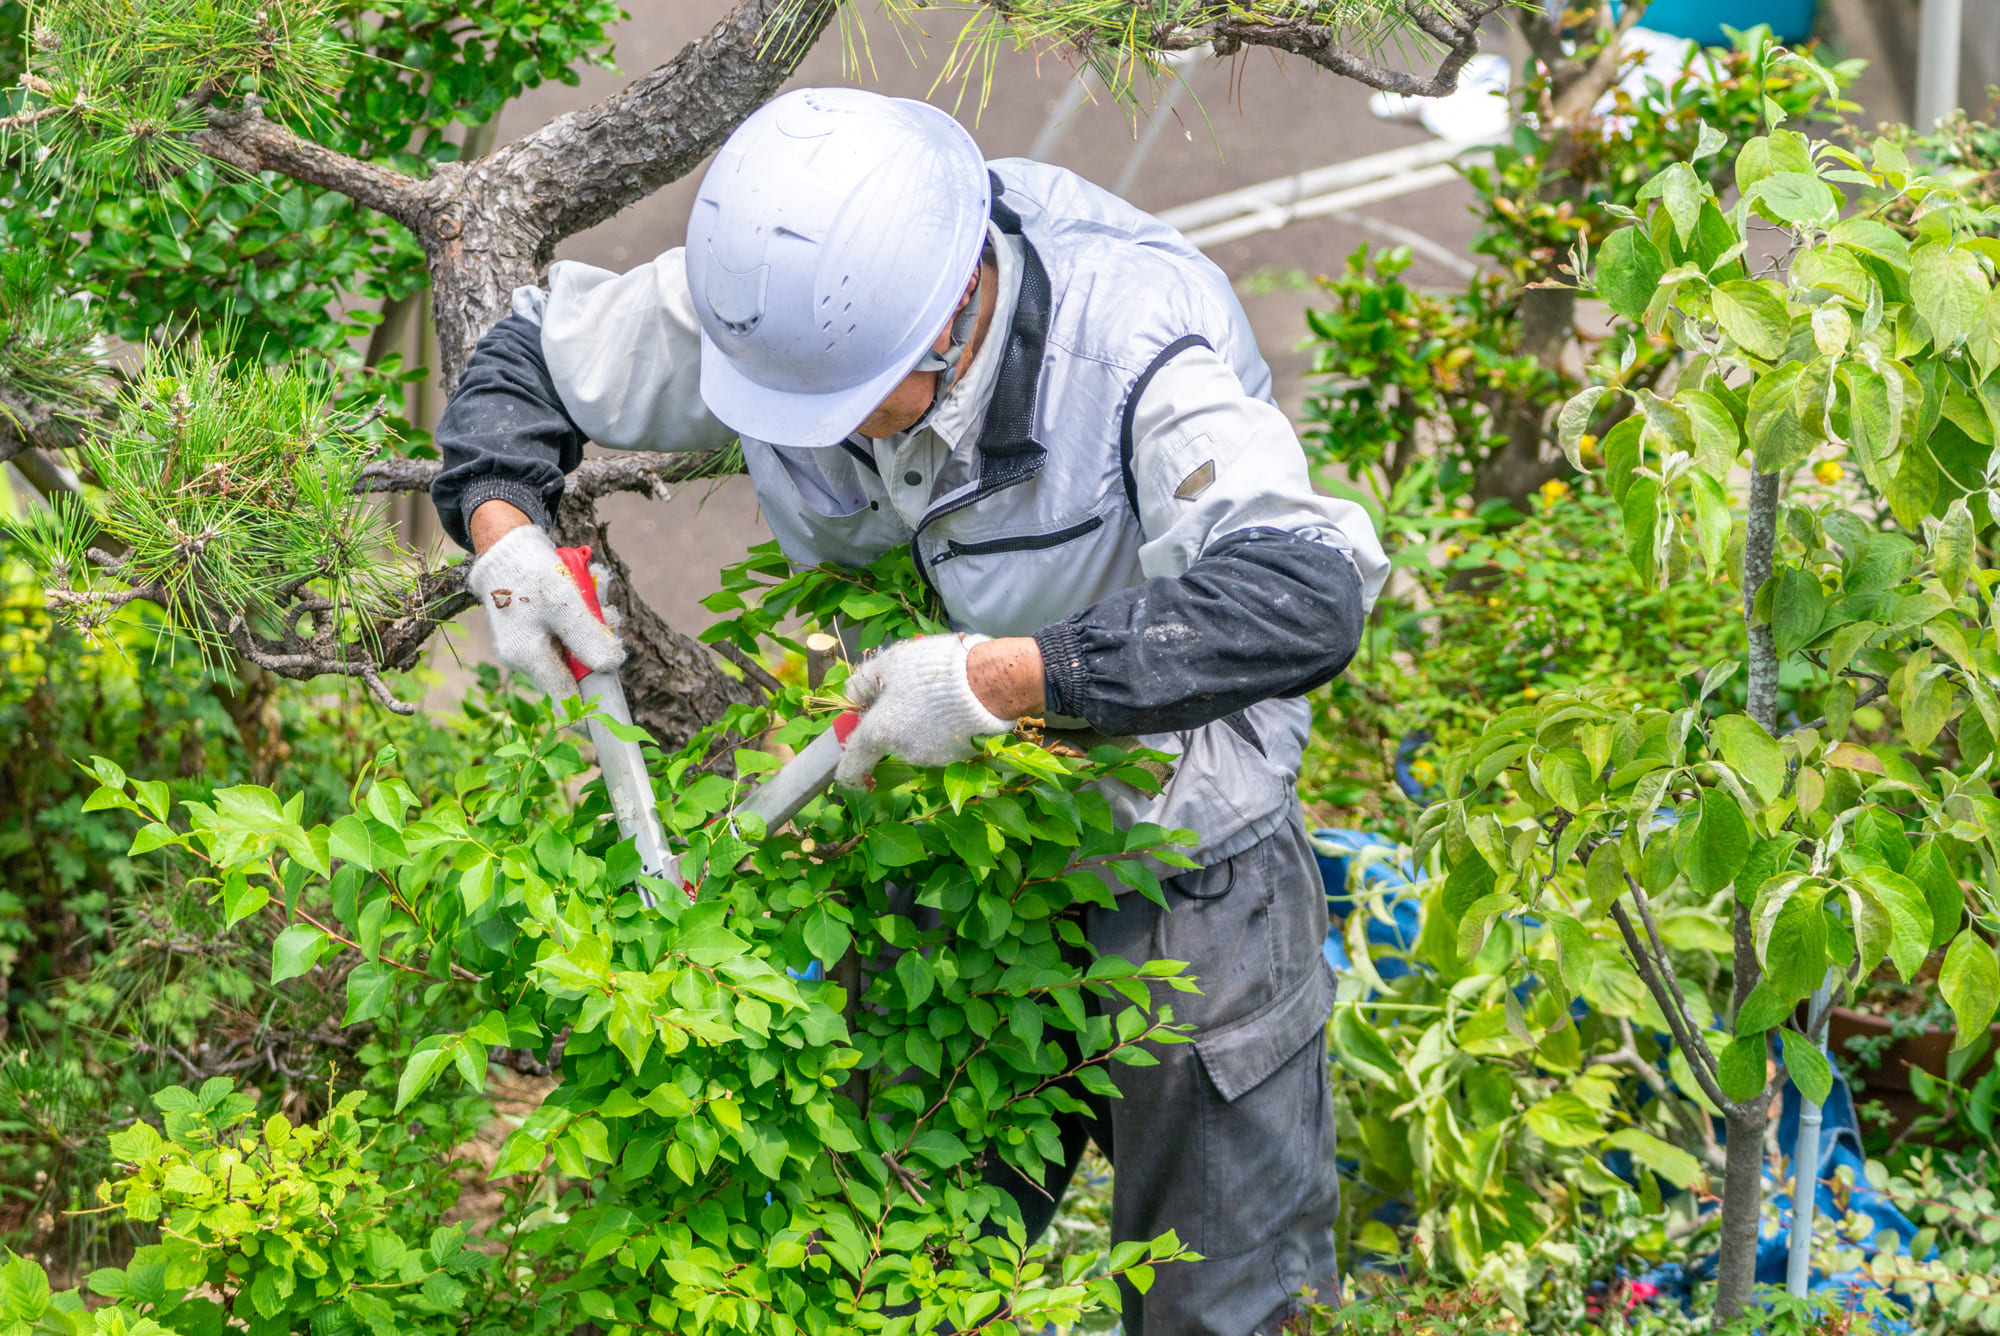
[1712,716,1786,804]
[1713,280,1791,360]
[1558,387,1611,470]
[1778,1028,1833,1104]
[1585,840,1624,915]
[1932,496,1976,593]
[802,907,851,965]
[1748,364,1817,471]
[1907,843,1964,949]
[1718,1033,1770,1102]
[866,824,928,868]
[1603,1128,1704,1189]
[395,1044,452,1113]
[1599,226,1667,322]
[1887,439,1940,529]
[330,814,406,872]
[1850,867,1934,983]
[1734,980,1789,1036]
[895,948,934,1009]
[1911,245,1988,348]
[1546,910,1593,996]
[1330,1006,1399,1084]
[1767,566,1827,661]
[1940,929,2000,1048]
[222,872,269,928]
[271,923,327,984]
[1684,787,1751,896]
[344,962,391,1026]
[1525,1092,1605,1148]
[1750,171,1836,227]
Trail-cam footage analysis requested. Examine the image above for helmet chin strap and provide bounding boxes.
[906,255,987,432]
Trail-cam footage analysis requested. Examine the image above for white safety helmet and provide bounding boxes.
[685,87,992,448]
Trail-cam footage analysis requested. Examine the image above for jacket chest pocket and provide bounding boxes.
[919,509,1141,638]
[927,513,1105,568]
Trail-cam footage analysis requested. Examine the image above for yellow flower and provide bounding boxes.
[1486,596,1503,609]
[1578,433,1600,465]
[1443,543,1464,560]
[1539,478,1571,506]
[1410,758,1437,786]
[1524,685,1541,699]
[1814,459,1843,485]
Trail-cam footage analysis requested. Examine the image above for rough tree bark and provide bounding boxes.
[1712,466,1784,1327]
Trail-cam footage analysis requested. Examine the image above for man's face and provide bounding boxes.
[851,271,977,440]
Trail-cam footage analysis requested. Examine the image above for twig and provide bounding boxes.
[1185,0,1508,99]
[1608,899,1730,1110]
[1783,679,1889,737]
[712,640,784,696]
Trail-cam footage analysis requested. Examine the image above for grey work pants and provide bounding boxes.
[986,815,1343,1336]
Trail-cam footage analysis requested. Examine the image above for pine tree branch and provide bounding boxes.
[1167,0,1507,97]
[358,450,741,501]
[193,101,429,234]
[0,390,102,467]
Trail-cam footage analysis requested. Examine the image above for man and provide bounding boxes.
[431,86,1388,1336]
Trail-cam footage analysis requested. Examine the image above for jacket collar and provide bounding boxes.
[971,171,1050,493]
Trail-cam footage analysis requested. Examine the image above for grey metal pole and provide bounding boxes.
[1027,69,1101,163]
[1917,0,1966,131]
[1785,976,1836,1297]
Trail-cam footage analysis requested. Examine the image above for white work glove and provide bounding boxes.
[467,523,626,701]
[835,633,1014,786]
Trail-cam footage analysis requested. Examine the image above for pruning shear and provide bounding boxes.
[551,545,856,906]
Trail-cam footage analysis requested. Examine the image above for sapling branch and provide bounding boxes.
[1608,898,1728,1110]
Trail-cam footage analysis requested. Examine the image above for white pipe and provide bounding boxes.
[1328,210,1480,280]
[1917,0,1965,131]
[1174,162,1467,251]
[1028,68,1101,163]
[1785,975,1837,1297]
[1111,49,1206,198]
[1156,137,1493,235]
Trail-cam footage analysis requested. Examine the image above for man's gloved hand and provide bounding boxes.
[835,633,1015,786]
[467,523,626,699]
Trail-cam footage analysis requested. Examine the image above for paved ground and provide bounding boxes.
[460,0,1487,643]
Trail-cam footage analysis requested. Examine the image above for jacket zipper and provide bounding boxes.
[928,514,1106,568]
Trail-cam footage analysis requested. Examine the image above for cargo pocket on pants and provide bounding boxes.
[1191,959,1337,1259]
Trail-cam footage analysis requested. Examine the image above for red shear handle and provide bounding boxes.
[553,545,607,684]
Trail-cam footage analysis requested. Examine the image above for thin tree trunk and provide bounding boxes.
[1712,465,1784,1327]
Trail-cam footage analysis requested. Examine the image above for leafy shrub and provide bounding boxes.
[1303,487,1745,821]
[0,521,478,1266]
[71,550,1207,1335]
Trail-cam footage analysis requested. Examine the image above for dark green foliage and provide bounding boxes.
[0,0,622,398]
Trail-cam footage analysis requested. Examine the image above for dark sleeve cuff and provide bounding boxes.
[1034,620,1089,720]
[430,311,586,550]
[1027,527,1365,735]
[457,476,552,533]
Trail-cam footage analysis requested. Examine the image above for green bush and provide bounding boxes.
[1303,486,1746,822]
[56,550,1202,1335]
